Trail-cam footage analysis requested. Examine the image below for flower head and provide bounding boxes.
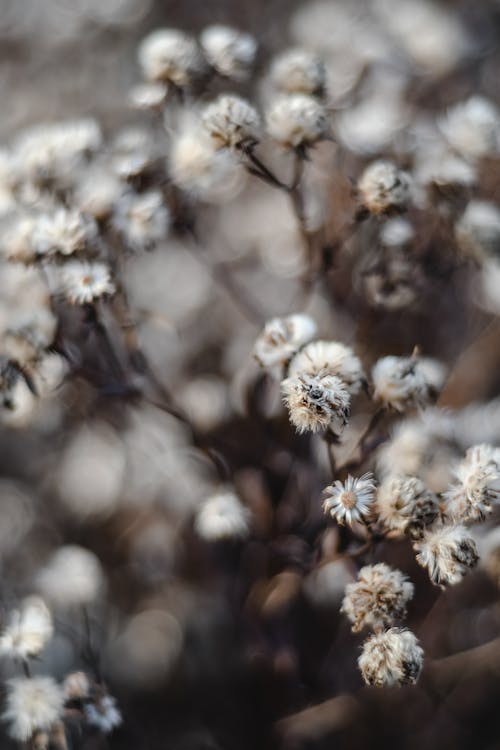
[85,692,122,734]
[455,200,500,261]
[358,160,411,215]
[200,25,257,80]
[281,371,351,434]
[36,545,105,607]
[0,596,53,660]
[3,677,64,741]
[358,628,423,687]
[288,340,365,395]
[266,94,329,149]
[323,473,376,526]
[341,563,414,632]
[63,672,91,701]
[443,444,500,523]
[270,48,326,97]
[59,261,115,305]
[414,523,478,587]
[377,475,439,537]
[439,96,500,161]
[372,355,441,412]
[253,313,317,371]
[201,94,261,150]
[195,491,251,541]
[114,190,170,251]
[138,28,207,86]
[31,209,97,258]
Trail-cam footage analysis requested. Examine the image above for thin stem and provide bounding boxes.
[337,406,386,475]
[288,151,317,289]
[241,145,289,191]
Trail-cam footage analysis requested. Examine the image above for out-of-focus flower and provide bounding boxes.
[414,523,478,586]
[253,313,317,371]
[443,444,500,523]
[372,355,443,412]
[266,94,329,149]
[85,692,122,734]
[138,28,207,86]
[323,473,376,526]
[288,340,365,395]
[31,209,97,259]
[36,545,105,607]
[0,597,53,660]
[63,672,90,701]
[74,167,123,221]
[114,190,170,251]
[3,677,64,741]
[358,160,411,215]
[200,25,257,80]
[281,371,351,434]
[380,217,414,248]
[270,48,326,97]
[455,201,500,261]
[129,82,168,111]
[341,563,414,632]
[201,95,261,150]
[358,628,423,687]
[439,96,500,161]
[59,261,115,305]
[194,490,251,541]
[376,475,438,537]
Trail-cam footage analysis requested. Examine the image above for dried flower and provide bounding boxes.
[443,444,500,523]
[455,201,500,261]
[288,340,365,395]
[372,355,440,412]
[358,160,411,215]
[323,473,376,526]
[129,82,168,111]
[281,371,351,434]
[85,692,122,733]
[36,545,105,607]
[138,28,207,86]
[266,94,329,149]
[31,209,97,258]
[0,596,53,660]
[270,48,326,96]
[341,563,414,632]
[195,491,251,541]
[3,677,64,741]
[200,25,257,80]
[439,96,500,161]
[63,672,90,701]
[59,261,115,305]
[377,475,439,537]
[358,628,423,687]
[114,190,170,251]
[201,95,261,150]
[253,313,317,370]
[414,523,478,586]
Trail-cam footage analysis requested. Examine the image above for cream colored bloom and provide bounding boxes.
[377,475,438,536]
[85,693,122,733]
[341,563,414,632]
[358,160,411,215]
[138,28,207,86]
[200,25,256,80]
[0,596,53,660]
[414,523,478,586]
[288,340,365,395]
[372,355,440,412]
[59,261,115,305]
[439,96,500,160]
[114,190,170,251]
[443,444,500,523]
[36,545,105,607]
[358,628,423,687]
[323,473,376,526]
[201,95,261,150]
[253,314,317,370]
[3,677,64,741]
[31,209,97,258]
[266,94,328,148]
[281,372,351,434]
[270,48,326,96]
[195,491,251,541]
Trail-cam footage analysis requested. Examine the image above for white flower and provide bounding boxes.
[358,160,411,215]
[323,473,376,526]
[129,82,168,111]
[288,340,365,395]
[342,563,414,632]
[380,218,415,248]
[63,672,91,701]
[266,94,329,149]
[36,545,105,607]
[85,693,122,733]
[414,523,478,587]
[358,628,423,687]
[0,596,53,660]
[112,127,157,181]
[31,209,97,258]
[138,28,207,86]
[201,94,261,150]
[281,371,351,434]
[3,677,64,741]
[372,355,439,412]
[74,167,123,221]
[114,190,170,251]
[439,96,500,160]
[376,475,438,536]
[443,444,500,523]
[59,261,115,305]
[200,25,257,80]
[270,48,326,96]
[253,313,317,370]
[455,201,500,261]
[195,491,251,541]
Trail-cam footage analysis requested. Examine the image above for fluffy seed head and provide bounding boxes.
[288,340,365,395]
[358,160,411,215]
[3,677,64,741]
[443,444,500,523]
[0,596,53,660]
[341,563,414,633]
[201,94,261,150]
[281,371,351,434]
[372,355,439,412]
[195,491,251,542]
[31,209,97,258]
[377,475,439,537]
[439,96,500,160]
[63,672,91,701]
[200,25,257,80]
[414,523,479,587]
[270,48,326,96]
[358,628,423,687]
[36,545,105,607]
[253,313,317,370]
[59,261,115,305]
[455,200,500,261]
[85,692,122,734]
[138,28,207,86]
[114,190,170,251]
[323,473,376,526]
[266,94,329,148]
